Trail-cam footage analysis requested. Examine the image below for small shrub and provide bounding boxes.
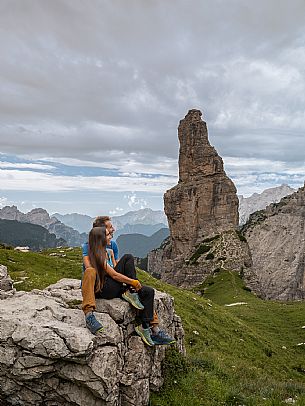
[242,286,252,292]
[162,347,188,387]
[218,256,226,261]
[236,230,247,242]
[213,268,221,274]
[205,252,215,260]
[264,348,273,357]
[189,244,211,264]
[202,234,220,243]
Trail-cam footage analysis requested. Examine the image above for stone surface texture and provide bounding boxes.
[242,184,305,300]
[148,109,247,288]
[0,277,185,405]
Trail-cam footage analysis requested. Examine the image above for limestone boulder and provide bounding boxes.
[0,277,185,405]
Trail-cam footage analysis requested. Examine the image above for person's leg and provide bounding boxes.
[134,285,155,346]
[82,267,99,315]
[115,254,137,279]
[138,286,154,327]
[98,276,124,299]
[150,311,159,333]
[82,267,103,335]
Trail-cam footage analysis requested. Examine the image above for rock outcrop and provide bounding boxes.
[164,109,239,258]
[148,109,248,288]
[242,183,305,300]
[0,276,185,405]
[0,206,87,247]
[0,265,14,298]
[239,184,295,225]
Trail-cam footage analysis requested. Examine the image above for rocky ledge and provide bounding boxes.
[0,268,185,406]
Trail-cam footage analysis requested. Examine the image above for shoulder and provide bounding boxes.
[111,240,118,249]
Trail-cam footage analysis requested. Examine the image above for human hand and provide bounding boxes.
[131,279,142,291]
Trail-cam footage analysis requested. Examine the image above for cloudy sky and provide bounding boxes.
[1,0,305,216]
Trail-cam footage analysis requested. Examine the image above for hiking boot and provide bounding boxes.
[135,325,155,346]
[151,329,176,345]
[122,290,144,310]
[85,312,103,335]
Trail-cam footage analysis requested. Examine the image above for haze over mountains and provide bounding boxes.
[0,185,296,252]
[53,208,168,237]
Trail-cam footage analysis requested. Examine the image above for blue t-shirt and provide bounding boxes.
[82,240,119,261]
[82,240,119,276]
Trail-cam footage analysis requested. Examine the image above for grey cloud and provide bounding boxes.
[1,0,305,171]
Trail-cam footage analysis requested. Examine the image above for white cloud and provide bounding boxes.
[0,197,9,208]
[124,192,148,209]
[0,169,176,193]
[109,207,124,215]
[0,161,54,170]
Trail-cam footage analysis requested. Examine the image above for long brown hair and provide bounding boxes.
[88,226,107,288]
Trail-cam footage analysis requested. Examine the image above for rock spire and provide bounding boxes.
[164,109,239,258]
[148,109,248,288]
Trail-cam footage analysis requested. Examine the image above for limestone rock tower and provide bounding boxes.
[164,109,239,259]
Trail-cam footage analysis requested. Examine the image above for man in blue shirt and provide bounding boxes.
[82,216,119,271]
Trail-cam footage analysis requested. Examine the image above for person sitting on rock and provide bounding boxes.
[82,216,119,278]
[82,225,175,346]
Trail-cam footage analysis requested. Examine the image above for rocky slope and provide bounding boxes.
[0,206,87,247]
[242,183,305,300]
[239,184,295,225]
[0,269,185,406]
[52,212,93,234]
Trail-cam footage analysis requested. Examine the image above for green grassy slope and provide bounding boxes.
[1,248,305,405]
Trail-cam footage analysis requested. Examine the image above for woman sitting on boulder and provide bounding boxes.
[82,226,175,346]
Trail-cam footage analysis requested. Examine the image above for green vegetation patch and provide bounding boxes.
[189,244,211,264]
[236,230,247,242]
[0,248,82,291]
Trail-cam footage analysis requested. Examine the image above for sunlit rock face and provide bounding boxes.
[0,277,185,406]
[164,109,239,259]
[148,109,247,288]
[243,184,305,300]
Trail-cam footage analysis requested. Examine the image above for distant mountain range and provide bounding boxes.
[0,185,296,250]
[238,184,295,224]
[0,219,66,250]
[0,206,87,247]
[116,228,170,258]
[53,208,168,238]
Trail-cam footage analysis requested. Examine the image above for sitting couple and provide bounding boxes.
[81,216,175,346]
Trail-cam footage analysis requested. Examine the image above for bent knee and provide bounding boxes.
[84,267,97,278]
[121,253,134,261]
[140,285,155,297]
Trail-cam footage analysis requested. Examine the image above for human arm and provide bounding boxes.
[82,242,92,269]
[111,240,119,262]
[109,249,117,267]
[83,256,91,269]
[104,263,142,290]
